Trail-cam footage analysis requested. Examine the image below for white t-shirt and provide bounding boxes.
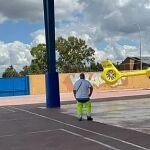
[73,79,92,99]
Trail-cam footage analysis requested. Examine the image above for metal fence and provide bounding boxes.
[0,77,30,97]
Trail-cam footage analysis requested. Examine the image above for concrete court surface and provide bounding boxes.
[62,97,150,134]
[0,89,150,150]
[0,102,150,150]
[0,89,149,106]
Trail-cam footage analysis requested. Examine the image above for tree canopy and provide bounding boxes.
[30,44,47,74]
[19,66,32,76]
[56,36,95,72]
[2,36,109,77]
[2,65,19,78]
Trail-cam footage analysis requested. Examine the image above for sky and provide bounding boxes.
[0,0,150,75]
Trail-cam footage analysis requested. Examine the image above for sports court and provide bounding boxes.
[0,0,150,149]
[0,90,150,150]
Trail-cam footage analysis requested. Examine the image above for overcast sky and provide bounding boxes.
[0,0,150,75]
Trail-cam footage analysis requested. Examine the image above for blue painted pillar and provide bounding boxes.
[43,0,60,108]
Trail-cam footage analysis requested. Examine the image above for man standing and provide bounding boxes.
[73,73,93,121]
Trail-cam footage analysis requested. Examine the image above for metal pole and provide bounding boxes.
[43,0,60,108]
[135,23,142,70]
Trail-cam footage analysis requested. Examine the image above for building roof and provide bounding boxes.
[127,57,150,64]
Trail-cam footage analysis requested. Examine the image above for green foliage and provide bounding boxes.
[56,36,95,73]
[113,62,120,70]
[88,62,103,72]
[2,65,19,78]
[30,44,47,74]
[19,66,31,76]
[21,37,96,74]
[2,37,99,77]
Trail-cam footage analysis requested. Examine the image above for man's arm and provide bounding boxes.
[89,86,93,97]
[73,90,76,98]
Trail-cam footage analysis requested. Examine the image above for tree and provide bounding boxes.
[6,37,96,76]
[89,62,103,72]
[30,44,47,74]
[19,66,31,76]
[2,65,19,78]
[113,62,120,70]
[56,36,95,73]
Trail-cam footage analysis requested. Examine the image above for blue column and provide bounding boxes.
[43,0,60,108]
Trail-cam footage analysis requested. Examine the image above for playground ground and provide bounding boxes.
[0,89,150,150]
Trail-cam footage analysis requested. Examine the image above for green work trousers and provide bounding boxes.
[76,100,91,117]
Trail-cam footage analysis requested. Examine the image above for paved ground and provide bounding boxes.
[0,89,149,106]
[0,89,150,150]
[0,102,150,150]
[62,97,150,134]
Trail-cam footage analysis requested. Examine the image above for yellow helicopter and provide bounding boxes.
[101,60,150,85]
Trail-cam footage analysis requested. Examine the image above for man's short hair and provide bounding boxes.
[80,73,85,79]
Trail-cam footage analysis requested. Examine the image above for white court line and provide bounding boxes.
[61,129,121,150]
[133,127,150,130]
[0,117,40,122]
[0,129,61,139]
[107,124,150,135]
[10,128,121,149]
[27,129,62,135]
[0,134,15,138]
[0,128,119,149]
[129,128,150,135]
[1,107,16,112]
[9,106,149,150]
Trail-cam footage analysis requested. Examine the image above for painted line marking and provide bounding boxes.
[0,129,61,139]
[93,121,150,136]
[0,134,15,138]
[23,129,62,135]
[106,124,150,135]
[61,129,121,150]
[0,128,120,150]
[37,107,47,109]
[133,127,150,130]
[0,128,120,149]
[1,107,16,112]
[9,106,149,150]
[0,117,40,122]
[129,128,150,135]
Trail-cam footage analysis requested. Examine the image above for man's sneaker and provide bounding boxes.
[87,116,93,121]
[78,117,82,121]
